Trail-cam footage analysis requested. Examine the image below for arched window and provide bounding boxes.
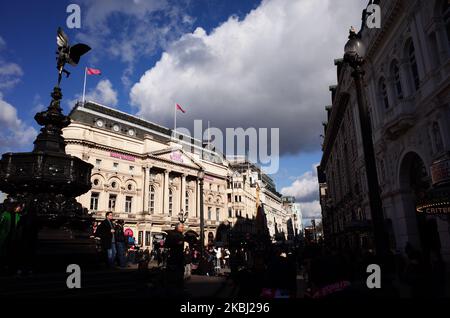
[391,60,403,99]
[168,189,173,215]
[185,191,189,215]
[407,40,420,91]
[379,77,389,109]
[149,185,155,213]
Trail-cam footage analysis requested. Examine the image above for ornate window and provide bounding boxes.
[407,40,420,90]
[379,77,389,109]
[90,192,99,210]
[391,60,403,99]
[108,194,116,212]
[125,196,132,213]
[149,186,155,213]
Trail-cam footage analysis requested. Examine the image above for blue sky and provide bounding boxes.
[0,0,367,221]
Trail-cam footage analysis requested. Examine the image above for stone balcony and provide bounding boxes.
[382,98,416,140]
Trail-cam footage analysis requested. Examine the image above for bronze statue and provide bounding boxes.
[56,27,91,86]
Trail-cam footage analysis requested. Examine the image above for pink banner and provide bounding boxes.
[110,152,135,162]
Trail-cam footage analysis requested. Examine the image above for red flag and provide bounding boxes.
[86,67,101,75]
[176,103,186,113]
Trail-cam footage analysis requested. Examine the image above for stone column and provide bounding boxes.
[181,174,186,216]
[196,178,200,218]
[163,170,170,215]
[143,166,151,213]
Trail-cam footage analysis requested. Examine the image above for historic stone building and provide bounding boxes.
[319,0,450,260]
[63,102,293,248]
[226,156,291,240]
[281,196,303,240]
[63,101,229,248]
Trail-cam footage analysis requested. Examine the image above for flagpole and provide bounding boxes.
[174,103,177,139]
[82,67,87,105]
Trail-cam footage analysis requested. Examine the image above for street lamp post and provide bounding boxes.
[198,169,205,258]
[343,27,389,258]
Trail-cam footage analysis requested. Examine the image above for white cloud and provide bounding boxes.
[281,163,321,220]
[281,163,319,203]
[0,93,37,151]
[0,35,23,90]
[298,200,321,220]
[86,79,119,106]
[77,0,194,86]
[0,36,35,151]
[130,0,365,155]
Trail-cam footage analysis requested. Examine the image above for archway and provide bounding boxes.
[399,152,440,256]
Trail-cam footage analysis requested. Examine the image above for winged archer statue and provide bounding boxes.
[56,27,91,86]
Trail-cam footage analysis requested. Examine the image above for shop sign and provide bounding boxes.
[431,158,450,186]
[110,152,135,162]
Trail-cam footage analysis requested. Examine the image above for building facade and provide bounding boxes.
[63,101,229,249]
[64,102,294,248]
[226,156,291,240]
[319,0,450,260]
[282,196,303,240]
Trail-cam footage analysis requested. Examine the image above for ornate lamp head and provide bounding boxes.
[344,26,366,68]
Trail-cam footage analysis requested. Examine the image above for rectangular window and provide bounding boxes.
[90,192,99,210]
[129,165,134,172]
[145,231,151,246]
[113,162,119,170]
[235,195,238,202]
[149,187,155,213]
[227,194,231,203]
[208,207,212,220]
[108,194,117,212]
[216,208,220,221]
[95,159,102,167]
[228,208,232,218]
[138,231,143,246]
[125,196,132,213]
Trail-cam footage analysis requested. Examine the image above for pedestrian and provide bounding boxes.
[184,246,192,280]
[165,223,186,290]
[115,219,127,268]
[15,201,39,276]
[0,198,24,274]
[94,212,117,268]
[223,248,230,268]
[214,246,222,273]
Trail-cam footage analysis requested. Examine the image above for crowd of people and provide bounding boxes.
[0,198,38,276]
[2,207,448,298]
[93,212,151,269]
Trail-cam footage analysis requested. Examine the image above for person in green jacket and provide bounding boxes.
[0,198,24,273]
